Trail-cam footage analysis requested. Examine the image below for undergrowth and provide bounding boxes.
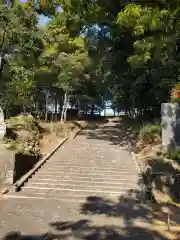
[139,123,161,144]
[164,147,180,163]
[5,115,44,156]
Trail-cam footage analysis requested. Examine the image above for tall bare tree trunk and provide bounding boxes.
[61,90,68,122]
[64,95,69,121]
[23,105,26,115]
[45,97,48,122]
[55,98,58,121]
[5,108,9,119]
[51,110,53,122]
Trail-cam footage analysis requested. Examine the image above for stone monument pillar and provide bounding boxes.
[0,107,14,190]
[0,106,6,140]
[161,103,180,151]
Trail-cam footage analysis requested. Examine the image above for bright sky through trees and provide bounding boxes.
[18,0,62,24]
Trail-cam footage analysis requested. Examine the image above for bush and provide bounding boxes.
[5,115,42,157]
[17,135,42,157]
[139,123,161,143]
[164,147,180,162]
[7,114,38,131]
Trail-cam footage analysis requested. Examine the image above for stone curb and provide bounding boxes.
[72,126,84,139]
[127,140,148,202]
[130,151,141,173]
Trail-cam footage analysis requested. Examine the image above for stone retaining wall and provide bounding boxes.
[0,147,40,191]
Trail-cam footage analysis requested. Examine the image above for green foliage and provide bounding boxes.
[1,0,180,125]
[7,66,35,107]
[5,115,42,156]
[16,134,41,157]
[139,123,161,143]
[39,15,104,111]
[7,115,38,131]
[6,139,19,151]
[0,2,44,112]
[171,98,180,104]
[165,147,180,162]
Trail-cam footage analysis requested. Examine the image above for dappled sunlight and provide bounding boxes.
[80,119,137,150]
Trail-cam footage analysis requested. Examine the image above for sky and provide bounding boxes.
[38,15,51,25]
[18,0,62,25]
[38,5,63,25]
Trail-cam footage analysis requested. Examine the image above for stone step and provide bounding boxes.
[45,164,133,169]
[45,163,134,168]
[28,178,137,186]
[25,182,137,191]
[49,160,132,164]
[46,161,133,166]
[5,190,126,202]
[32,174,138,182]
[42,165,134,172]
[21,186,129,198]
[46,164,132,168]
[37,169,135,176]
[34,170,137,178]
[4,193,87,202]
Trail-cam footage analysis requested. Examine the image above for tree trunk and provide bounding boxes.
[61,90,68,122]
[91,104,95,115]
[5,108,9,119]
[45,110,48,122]
[51,99,54,122]
[44,92,48,122]
[64,94,69,122]
[23,105,26,115]
[55,98,58,121]
[51,110,53,122]
[34,100,37,112]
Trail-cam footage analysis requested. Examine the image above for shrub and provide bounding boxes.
[139,123,161,143]
[5,115,42,157]
[164,147,180,163]
[7,115,38,131]
[17,135,42,157]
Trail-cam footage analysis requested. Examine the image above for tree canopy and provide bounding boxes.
[0,0,180,120]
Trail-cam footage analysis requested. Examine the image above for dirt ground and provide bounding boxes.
[40,121,86,155]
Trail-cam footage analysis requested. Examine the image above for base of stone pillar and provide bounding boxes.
[0,144,15,187]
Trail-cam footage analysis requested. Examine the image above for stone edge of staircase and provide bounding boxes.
[1,125,84,195]
[1,137,68,195]
[127,140,147,202]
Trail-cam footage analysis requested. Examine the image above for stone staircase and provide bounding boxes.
[0,125,153,239]
[5,132,140,202]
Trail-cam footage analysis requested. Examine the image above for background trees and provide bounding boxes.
[1,0,179,120]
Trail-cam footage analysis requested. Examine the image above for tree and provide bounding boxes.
[2,0,178,121]
[114,1,180,118]
[40,15,104,121]
[0,2,44,115]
